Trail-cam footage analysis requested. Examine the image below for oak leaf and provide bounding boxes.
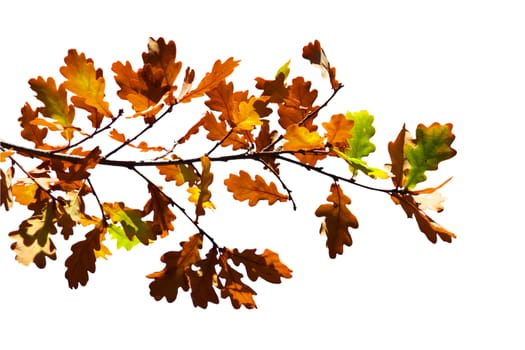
[230,248,292,283]
[60,49,112,126]
[9,230,56,268]
[224,171,288,206]
[323,113,353,150]
[219,250,257,309]
[156,163,199,187]
[147,234,203,302]
[283,124,326,166]
[0,167,13,210]
[391,192,456,243]
[29,76,76,140]
[108,224,141,251]
[64,224,107,288]
[315,183,359,258]
[102,202,157,245]
[180,58,239,103]
[187,248,220,308]
[302,40,339,90]
[277,77,318,130]
[143,183,176,237]
[18,103,48,147]
[404,123,457,189]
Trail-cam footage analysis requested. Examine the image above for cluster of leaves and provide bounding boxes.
[0,38,456,309]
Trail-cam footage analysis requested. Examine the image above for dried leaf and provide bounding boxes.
[65,224,107,288]
[180,58,239,103]
[230,248,292,283]
[147,234,203,302]
[224,171,288,206]
[315,183,359,258]
[60,49,112,126]
[143,183,176,237]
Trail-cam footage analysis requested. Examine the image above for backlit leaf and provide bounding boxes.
[315,183,359,258]
[180,58,239,103]
[0,167,13,210]
[143,183,176,237]
[60,49,112,126]
[391,192,456,243]
[302,40,339,90]
[219,249,257,309]
[230,248,292,283]
[404,123,457,189]
[65,224,107,288]
[108,224,141,251]
[147,234,203,302]
[18,103,48,147]
[102,202,156,245]
[187,247,220,308]
[29,76,76,140]
[224,171,288,206]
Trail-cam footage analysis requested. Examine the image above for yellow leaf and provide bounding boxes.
[283,124,324,151]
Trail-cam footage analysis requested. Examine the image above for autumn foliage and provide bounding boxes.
[0,38,457,309]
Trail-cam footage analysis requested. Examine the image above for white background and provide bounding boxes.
[1,1,524,349]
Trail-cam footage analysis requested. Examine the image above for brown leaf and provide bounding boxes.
[315,183,359,258]
[388,124,408,188]
[230,248,292,283]
[147,234,203,302]
[390,192,456,243]
[302,40,339,90]
[64,224,107,288]
[187,247,220,308]
[1,166,14,210]
[143,183,176,237]
[218,249,257,309]
[224,171,288,206]
[254,72,289,103]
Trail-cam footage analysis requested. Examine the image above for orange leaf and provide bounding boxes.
[323,113,354,150]
[277,77,318,130]
[283,125,324,151]
[315,183,359,258]
[218,250,257,309]
[147,234,203,302]
[64,224,106,288]
[193,156,214,219]
[157,163,199,186]
[180,58,239,103]
[60,49,112,125]
[230,248,292,283]
[202,111,250,150]
[255,72,289,103]
[143,183,176,237]
[18,103,48,147]
[224,171,288,206]
[283,124,326,166]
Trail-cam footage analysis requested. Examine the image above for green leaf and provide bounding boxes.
[333,149,389,179]
[102,202,154,245]
[336,111,384,178]
[345,110,376,159]
[404,123,456,189]
[275,59,291,80]
[108,224,141,251]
